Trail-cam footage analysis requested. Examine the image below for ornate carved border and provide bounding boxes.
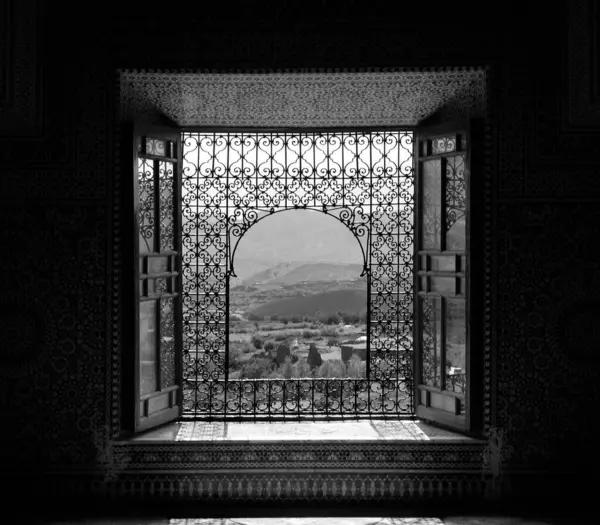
[112,67,493,441]
[21,471,492,503]
[11,470,579,505]
[109,70,124,440]
[483,65,494,435]
[115,441,487,472]
[119,67,487,128]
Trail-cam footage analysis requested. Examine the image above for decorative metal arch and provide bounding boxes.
[229,207,370,279]
[181,129,415,418]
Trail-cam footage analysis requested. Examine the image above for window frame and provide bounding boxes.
[178,127,417,420]
[127,123,184,434]
[413,119,485,436]
[126,120,484,437]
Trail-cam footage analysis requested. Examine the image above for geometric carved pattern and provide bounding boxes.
[496,202,600,468]
[117,441,487,471]
[554,299,600,364]
[17,471,491,503]
[0,203,108,466]
[482,68,495,436]
[108,473,490,501]
[120,69,486,128]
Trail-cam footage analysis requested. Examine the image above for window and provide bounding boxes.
[414,127,473,432]
[180,130,414,419]
[134,126,182,432]
[130,122,480,434]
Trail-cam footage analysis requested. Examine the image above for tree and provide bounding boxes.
[321,326,338,337]
[316,359,345,379]
[307,343,323,369]
[342,312,360,325]
[264,341,275,352]
[315,360,331,378]
[251,335,263,349]
[281,356,294,379]
[240,357,275,379]
[292,358,312,378]
[275,343,291,365]
[346,355,365,378]
[228,344,244,370]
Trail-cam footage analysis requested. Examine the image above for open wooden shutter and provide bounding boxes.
[133,125,182,432]
[414,122,473,432]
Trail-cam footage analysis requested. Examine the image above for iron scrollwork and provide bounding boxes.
[137,158,155,254]
[445,154,467,251]
[181,131,414,418]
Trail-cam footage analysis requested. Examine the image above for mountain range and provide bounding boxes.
[241,262,365,285]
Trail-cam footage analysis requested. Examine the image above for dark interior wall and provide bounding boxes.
[1,0,599,499]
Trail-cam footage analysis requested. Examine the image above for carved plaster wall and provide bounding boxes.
[1,0,599,506]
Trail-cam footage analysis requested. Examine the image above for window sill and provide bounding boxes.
[123,420,484,443]
[112,420,487,474]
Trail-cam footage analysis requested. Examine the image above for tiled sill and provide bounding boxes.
[128,420,482,443]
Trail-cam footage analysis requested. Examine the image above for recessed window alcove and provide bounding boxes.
[115,68,491,484]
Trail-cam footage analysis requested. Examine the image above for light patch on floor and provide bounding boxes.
[174,420,474,442]
[169,519,444,525]
[34,515,598,524]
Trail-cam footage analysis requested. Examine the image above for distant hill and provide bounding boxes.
[233,210,365,271]
[275,263,364,284]
[240,261,308,285]
[211,209,413,284]
[248,289,367,318]
[243,262,364,285]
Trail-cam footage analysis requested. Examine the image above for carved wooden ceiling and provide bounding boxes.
[120,69,486,128]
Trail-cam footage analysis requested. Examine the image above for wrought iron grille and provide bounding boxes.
[181,131,415,418]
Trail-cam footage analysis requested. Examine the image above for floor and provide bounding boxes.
[130,420,478,442]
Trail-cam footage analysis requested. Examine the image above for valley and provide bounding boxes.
[228,261,371,380]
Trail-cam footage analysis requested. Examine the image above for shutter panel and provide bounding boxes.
[133,124,182,432]
[414,122,473,432]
